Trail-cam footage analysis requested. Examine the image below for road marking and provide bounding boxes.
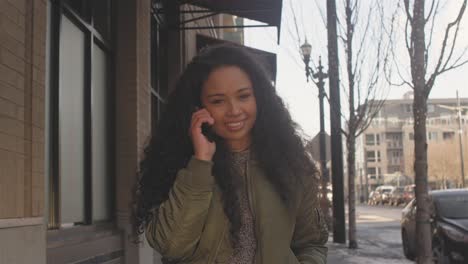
[357,214,396,223]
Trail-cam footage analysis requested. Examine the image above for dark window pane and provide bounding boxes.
[435,194,468,219]
[93,0,111,39]
[64,0,91,22]
[151,19,169,99]
[151,95,160,136]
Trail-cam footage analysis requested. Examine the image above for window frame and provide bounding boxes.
[366,151,376,162]
[365,134,375,146]
[367,167,377,179]
[48,0,115,229]
[150,10,170,134]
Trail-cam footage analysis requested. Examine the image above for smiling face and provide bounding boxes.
[201,66,257,152]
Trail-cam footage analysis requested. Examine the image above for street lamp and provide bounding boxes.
[300,40,330,221]
[300,40,312,82]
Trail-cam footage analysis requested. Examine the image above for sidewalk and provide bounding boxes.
[326,237,413,264]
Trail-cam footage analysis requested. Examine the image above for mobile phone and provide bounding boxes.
[193,105,216,143]
[201,122,216,143]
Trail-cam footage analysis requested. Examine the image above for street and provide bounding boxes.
[327,204,413,264]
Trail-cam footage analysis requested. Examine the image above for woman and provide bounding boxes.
[135,44,328,264]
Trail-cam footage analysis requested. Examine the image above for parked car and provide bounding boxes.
[401,189,468,263]
[389,186,405,206]
[369,185,395,205]
[402,184,415,205]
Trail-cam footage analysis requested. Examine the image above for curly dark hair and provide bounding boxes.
[134,44,318,246]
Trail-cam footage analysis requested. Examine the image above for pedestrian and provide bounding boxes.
[134,44,328,264]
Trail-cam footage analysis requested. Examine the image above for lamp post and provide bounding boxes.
[300,40,330,223]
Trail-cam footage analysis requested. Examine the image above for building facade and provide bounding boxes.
[357,94,468,192]
[0,0,281,263]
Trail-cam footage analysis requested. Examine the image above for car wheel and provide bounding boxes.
[402,230,415,261]
[433,238,450,264]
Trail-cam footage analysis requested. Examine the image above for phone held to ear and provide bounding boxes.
[193,105,216,143]
[201,123,216,143]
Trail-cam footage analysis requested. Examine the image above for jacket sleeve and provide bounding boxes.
[145,156,215,261]
[291,175,329,264]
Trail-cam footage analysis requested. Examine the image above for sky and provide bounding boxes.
[243,0,468,139]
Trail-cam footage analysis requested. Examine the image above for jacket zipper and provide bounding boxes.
[246,162,262,264]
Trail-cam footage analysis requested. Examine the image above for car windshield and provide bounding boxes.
[434,194,468,219]
[382,189,392,193]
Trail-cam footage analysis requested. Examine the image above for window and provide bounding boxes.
[427,131,438,141]
[150,12,170,134]
[405,104,412,113]
[63,0,91,21]
[367,167,377,179]
[93,0,111,39]
[377,151,381,162]
[376,134,381,145]
[366,134,375,145]
[443,131,455,140]
[367,151,376,162]
[49,0,113,228]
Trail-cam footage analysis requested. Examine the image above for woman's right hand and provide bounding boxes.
[190,108,216,161]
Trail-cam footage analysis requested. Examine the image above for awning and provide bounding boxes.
[196,34,277,83]
[181,0,282,29]
[153,0,283,42]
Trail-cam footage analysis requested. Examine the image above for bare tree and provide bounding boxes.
[428,140,465,188]
[338,0,394,249]
[399,0,468,262]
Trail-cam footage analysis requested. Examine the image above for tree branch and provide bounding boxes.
[403,0,413,23]
[426,0,467,95]
[425,0,437,23]
[425,0,441,73]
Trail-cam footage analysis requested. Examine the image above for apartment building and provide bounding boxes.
[357,93,468,192]
[0,0,281,263]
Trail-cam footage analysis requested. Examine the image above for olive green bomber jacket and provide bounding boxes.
[146,157,328,264]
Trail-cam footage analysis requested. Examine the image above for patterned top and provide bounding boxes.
[227,150,257,264]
